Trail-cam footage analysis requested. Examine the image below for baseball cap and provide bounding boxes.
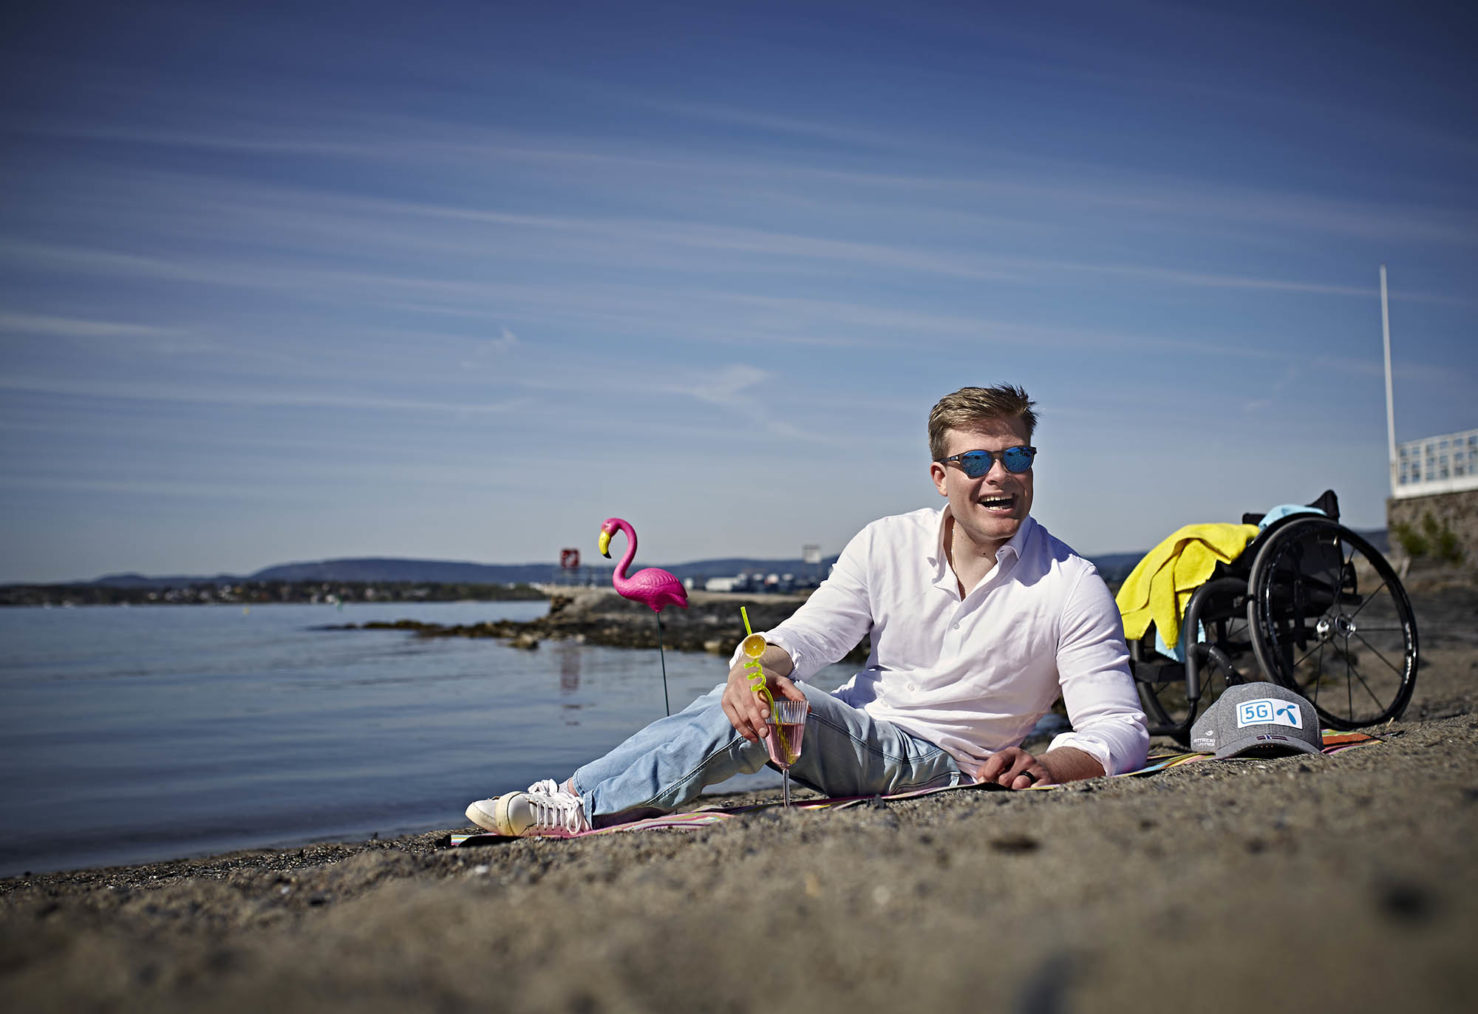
[1189,682,1323,759]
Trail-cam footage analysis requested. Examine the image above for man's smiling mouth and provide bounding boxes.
[979,495,1015,512]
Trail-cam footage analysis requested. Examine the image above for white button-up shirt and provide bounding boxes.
[754,508,1149,777]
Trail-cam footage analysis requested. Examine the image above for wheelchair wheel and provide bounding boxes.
[1246,517,1418,729]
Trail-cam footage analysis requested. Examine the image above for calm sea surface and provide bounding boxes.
[0,602,852,877]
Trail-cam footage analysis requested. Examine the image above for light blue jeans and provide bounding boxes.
[570,681,966,825]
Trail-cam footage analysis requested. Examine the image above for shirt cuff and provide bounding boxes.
[1044,732,1113,777]
[726,630,806,682]
[764,630,806,681]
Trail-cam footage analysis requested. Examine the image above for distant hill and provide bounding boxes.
[248,556,835,585]
[86,555,838,588]
[81,529,1388,589]
[89,571,248,589]
[247,558,558,584]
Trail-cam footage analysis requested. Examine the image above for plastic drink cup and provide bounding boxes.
[764,701,808,767]
[765,698,810,807]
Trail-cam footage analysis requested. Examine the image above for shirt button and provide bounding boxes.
[907,682,917,691]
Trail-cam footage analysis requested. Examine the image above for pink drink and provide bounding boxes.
[765,721,806,768]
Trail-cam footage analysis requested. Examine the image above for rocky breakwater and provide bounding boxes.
[353,588,868,661]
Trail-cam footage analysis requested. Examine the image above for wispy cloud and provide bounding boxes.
[1038,260,1375,297]
[637,97,913,151]
[2,181,1404,314]
[0,374,527,416]
[458,326,519,369]
[660,363,768,409]
[0,474,315,501]
[649,363,835,443]
[26,104,1476,254]
[0,313,181,340]
[15,122,383,159]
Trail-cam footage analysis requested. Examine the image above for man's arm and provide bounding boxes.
[719,526,875,739]
[1041,568,1149,779]
[980,568,1148,790]
[749,524,877,683]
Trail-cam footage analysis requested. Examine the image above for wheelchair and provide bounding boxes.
[1127,491,1420,744]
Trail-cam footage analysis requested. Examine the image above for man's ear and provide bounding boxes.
[930,462,949,497]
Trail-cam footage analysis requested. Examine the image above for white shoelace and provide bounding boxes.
[524,778,588,834]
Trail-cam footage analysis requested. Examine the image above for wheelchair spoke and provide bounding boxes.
[1289,637,1325,672]
[1356,670,1385,712]
[1340,576,1389,624]
[1340,635,1389,713]
[1350,630,1407,678]
[1306,642,1325,710]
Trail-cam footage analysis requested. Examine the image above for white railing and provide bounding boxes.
[1393,428,1478,498]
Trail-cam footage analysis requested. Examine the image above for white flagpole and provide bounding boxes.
[1381,265,1397,495]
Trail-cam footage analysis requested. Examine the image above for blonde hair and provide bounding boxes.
[927,385,1037,460]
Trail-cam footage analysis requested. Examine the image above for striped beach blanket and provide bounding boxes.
[448,729,1380,846]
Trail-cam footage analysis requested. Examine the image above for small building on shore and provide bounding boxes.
[1386,427,1478,565]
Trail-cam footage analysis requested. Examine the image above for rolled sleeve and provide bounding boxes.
[757,525,876,682]
[725,627,812,681]
[1052,569,1150,776]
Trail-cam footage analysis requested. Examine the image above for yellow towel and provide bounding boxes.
[1115,523,1260,649]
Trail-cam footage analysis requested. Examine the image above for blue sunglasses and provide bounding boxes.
[936,445,1036,477]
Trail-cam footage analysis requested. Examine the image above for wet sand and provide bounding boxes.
[3,569,1476,1012]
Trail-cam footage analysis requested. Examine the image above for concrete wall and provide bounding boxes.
[1386,488,1478,565]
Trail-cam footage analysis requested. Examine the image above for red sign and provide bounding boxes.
[559,548,580,570]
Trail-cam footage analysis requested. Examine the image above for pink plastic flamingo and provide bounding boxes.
[599,517,688,714]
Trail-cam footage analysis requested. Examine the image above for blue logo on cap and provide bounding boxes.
[1235,698,1303,730]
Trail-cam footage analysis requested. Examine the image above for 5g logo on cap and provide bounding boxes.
[1235,698,1303,729]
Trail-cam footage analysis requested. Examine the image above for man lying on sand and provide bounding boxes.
[466,385,1149,836]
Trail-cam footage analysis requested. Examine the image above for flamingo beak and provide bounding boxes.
[598,529,612,558]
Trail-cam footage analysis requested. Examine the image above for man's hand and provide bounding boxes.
[722,643,801,742]
[978,746,1105,789]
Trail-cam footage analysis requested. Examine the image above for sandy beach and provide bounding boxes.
[3,569,1475,1012]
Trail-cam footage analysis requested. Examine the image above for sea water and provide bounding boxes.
[0,602,851,877]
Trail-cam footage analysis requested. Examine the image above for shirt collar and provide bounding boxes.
[1000,514,1036,562]
[931,508,1036,580]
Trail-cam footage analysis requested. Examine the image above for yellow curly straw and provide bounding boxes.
[740,606,794,763]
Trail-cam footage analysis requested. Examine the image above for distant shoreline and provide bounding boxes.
[0,580,549,608]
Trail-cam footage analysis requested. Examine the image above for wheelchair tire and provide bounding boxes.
[1246,517,1418,729]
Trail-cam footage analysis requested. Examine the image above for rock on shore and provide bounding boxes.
[359,588,865,660]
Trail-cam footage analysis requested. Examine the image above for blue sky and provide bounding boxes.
[1,0,1474,583]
